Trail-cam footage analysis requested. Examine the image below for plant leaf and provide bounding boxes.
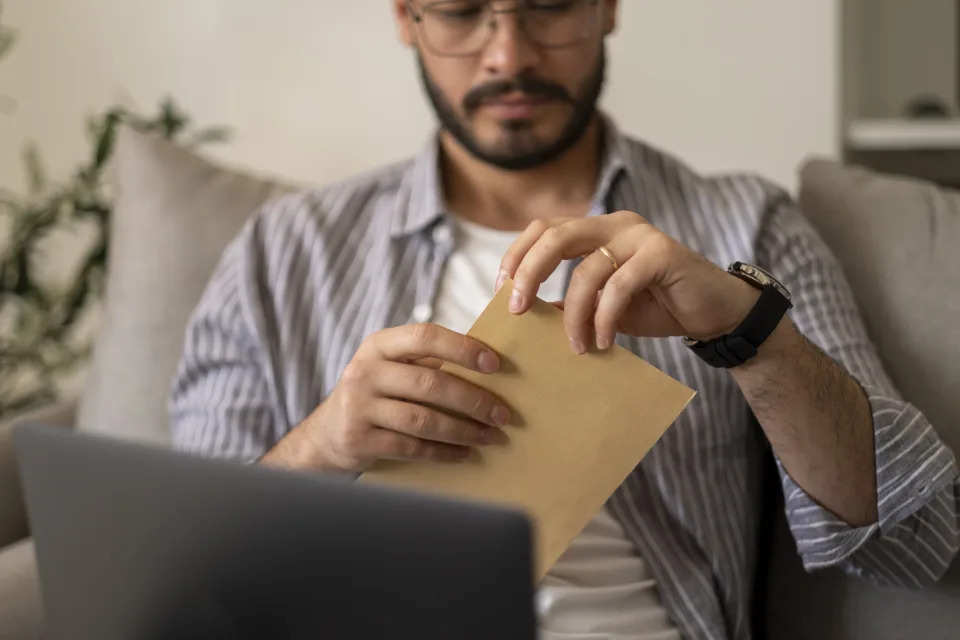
[92,111,121,169]
[159,97,189,138]
[0,92,230,423]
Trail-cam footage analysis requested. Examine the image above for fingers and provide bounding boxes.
[408,357,444,370]
[503,218,606,314]
[592,252,661,349]
[368,398,504,447]
[334,324,513,469]
[565,227,667,353]
[496,219,571,293]
[363,429,474,464]
[503,218,609,315]
[501,212,644,315]
[367,361,510,427]
[364,323,500,374]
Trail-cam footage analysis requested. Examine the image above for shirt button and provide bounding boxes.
[412,304,433,323]
[432,224,452,245]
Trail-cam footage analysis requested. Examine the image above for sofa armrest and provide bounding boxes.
[0,401,77,550]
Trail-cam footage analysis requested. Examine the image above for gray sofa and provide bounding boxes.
[0,128,957,639]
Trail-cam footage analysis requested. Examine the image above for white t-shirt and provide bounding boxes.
[430,215,681,640]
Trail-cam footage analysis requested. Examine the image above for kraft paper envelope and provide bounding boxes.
[360,281,695,579]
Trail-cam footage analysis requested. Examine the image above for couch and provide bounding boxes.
[0,127,957,639]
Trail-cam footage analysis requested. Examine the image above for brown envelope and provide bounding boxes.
[360,280,695,579]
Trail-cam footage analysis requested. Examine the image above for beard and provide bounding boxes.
[418,48,606,172]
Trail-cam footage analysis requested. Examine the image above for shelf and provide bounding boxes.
[846,119,960,151]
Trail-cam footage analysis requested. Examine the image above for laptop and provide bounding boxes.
[15,425,536,640]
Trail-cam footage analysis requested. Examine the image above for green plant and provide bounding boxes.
[0,7,230,420]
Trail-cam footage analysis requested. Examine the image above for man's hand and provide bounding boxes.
[496,211,761,353]
[260,324,511,474]
[495,212,883,526]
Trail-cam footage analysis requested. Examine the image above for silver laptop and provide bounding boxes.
[15,425,536,640]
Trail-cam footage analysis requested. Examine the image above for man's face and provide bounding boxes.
[396,1,618,171]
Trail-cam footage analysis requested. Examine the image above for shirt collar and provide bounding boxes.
[390,114,632,239]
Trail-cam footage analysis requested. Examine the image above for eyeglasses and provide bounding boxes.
[407,0,601,58]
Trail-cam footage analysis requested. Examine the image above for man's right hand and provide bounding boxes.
[259,323,510,474]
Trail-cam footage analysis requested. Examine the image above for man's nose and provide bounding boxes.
[479,6,542,77]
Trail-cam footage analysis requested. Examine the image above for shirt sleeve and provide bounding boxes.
[168,216,285,462]
[755,195,960,588]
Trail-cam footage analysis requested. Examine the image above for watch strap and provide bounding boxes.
[687,285,792,368]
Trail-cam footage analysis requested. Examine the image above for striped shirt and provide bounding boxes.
[170,118,960,640]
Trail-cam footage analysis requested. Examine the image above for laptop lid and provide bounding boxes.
[15,425,536,640]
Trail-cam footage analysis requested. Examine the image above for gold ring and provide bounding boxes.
[597,245,619,271]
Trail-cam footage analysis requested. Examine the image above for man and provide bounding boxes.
[170,1,960,638]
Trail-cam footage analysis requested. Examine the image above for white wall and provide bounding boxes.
[608,0,839,188]
[1,0,839,196]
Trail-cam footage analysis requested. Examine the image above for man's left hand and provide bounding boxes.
[496,211,763,354]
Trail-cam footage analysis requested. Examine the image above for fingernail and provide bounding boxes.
[495,269,508,291]
[477,350,500,373]
[509,289,524,313]
[490,405,510,427]
[596,333,611,350]
[569,337,586,355]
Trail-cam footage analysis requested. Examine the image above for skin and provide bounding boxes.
[262,0,878,527]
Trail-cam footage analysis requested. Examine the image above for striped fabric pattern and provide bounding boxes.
[170,119,959,640]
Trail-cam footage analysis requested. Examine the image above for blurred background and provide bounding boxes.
[1,0,847,190]
[2,1,957,198]
[0,0,957,418]
[2,4,960,639]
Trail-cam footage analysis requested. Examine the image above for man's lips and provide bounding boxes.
[478,93,552,118]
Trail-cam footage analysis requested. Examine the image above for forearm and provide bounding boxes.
[731,316,878,526]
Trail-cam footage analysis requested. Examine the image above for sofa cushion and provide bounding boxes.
[0,538,42,640]
[766,159,960,640]
[77,128,296,445]
[798,159,960,452]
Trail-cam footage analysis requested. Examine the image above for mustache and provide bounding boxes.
[462,76,574,112]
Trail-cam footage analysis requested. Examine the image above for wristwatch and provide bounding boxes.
[683,262,793,369]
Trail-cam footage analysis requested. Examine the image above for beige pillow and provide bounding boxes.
[77,128,296,445]
[766,160,960,640]
[799,159,960,454]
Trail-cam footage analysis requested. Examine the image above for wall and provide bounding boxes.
[1,0,839,193]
